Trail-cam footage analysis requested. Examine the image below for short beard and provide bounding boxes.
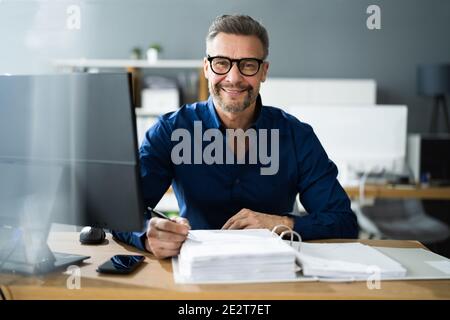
[210,82,257,113]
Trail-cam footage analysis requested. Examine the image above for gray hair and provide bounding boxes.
[206,15,269,59]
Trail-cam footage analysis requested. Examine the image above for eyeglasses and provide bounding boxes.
[207,55,264,76]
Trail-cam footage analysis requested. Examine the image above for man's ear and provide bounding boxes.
[261,61,269,82]
[203,57,209,80]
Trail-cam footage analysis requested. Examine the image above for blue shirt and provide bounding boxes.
[113,96,358,250]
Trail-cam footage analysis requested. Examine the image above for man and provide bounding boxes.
[113,15,358,258]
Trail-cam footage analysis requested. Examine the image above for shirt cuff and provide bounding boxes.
[290,213,358,240]
[111,230,147,252]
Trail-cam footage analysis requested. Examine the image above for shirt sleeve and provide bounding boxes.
[111,230,147,251]
[290,122,359,240]
[112,119,174,251]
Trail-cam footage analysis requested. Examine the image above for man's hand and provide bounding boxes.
[144,216,190,259]
[222,208,294,232]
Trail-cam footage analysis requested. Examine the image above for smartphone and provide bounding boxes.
[96,255,145,274]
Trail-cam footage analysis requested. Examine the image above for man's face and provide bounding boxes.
[204,33,269,113]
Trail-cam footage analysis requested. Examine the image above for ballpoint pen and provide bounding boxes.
[147,207,200,242]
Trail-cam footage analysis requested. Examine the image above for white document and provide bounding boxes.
[375,247,450,280]
[171,229,450,284]
[175,229,300,284]
[426,261,450,275]
[296,243,407,279]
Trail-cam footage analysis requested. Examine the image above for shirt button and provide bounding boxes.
[234,179,240,185]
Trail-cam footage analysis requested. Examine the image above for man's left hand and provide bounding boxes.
[222,208,294,232]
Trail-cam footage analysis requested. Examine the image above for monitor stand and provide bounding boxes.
[0,226,89,275]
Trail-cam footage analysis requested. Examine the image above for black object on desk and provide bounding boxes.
[79,226,106,245]
[96,254,145,274]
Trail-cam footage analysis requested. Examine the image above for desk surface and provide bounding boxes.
[344,185,450,200]
[1,232,450,300]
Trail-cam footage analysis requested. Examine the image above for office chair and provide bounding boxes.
[353,170,450,243]
[358,198,450,244]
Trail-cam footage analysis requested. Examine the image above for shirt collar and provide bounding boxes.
[206,96,223,130]
[250,95,264,130]
[206,94,265,131]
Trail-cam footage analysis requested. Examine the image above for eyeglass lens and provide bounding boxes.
[210,57,261,76]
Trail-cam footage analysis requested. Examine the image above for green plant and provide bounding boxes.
[131,47,142,59]
[148,43,163,53]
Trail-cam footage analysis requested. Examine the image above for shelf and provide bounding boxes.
[135,108,164,117]
[345,185,450,200]
[53,58,209,103]
[54,59,203,69]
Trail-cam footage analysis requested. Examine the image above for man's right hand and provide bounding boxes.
[144,216,190,259]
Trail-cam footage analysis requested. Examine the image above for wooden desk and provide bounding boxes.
[345,185,450,200]
[1,232,449,300]
[166,185,450,201]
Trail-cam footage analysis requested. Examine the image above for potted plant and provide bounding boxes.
[147,43,163,63]
[130,47,142,59]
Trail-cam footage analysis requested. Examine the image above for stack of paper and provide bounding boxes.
[173,229,410,284]
[296,242,407,279]
[177,229,298,283]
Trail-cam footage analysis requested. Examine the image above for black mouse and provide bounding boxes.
[79,226,106,245]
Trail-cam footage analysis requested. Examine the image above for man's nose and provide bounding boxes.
[225,62,244,83]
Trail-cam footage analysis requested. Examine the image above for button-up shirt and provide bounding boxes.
[113,95,358,250]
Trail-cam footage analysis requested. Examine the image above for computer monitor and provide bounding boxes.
[0,73,145,274]
[282,105,408,186]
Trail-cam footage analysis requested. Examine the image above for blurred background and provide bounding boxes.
[1,0,450,256]
[1,0,449,133]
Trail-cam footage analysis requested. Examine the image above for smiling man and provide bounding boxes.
[207,33,266,115]
[113,15,358,259]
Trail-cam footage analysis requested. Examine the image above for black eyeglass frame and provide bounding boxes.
[207,55,265,76]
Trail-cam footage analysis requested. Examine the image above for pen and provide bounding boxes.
[147,207,199,242]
